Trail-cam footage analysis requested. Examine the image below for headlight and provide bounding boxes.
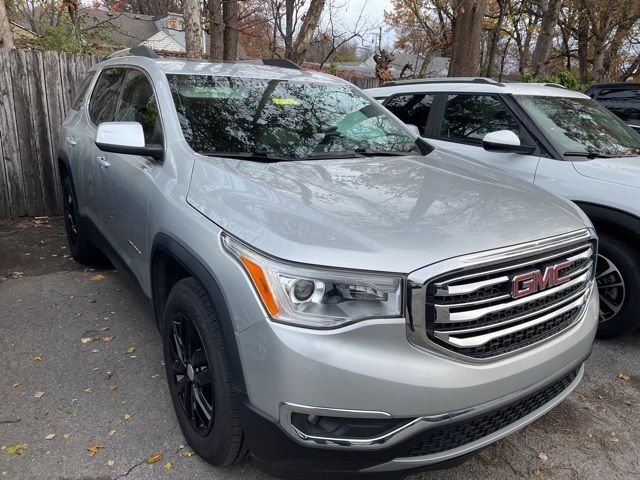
[223,234,403,328]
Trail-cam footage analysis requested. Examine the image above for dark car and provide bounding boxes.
[586,83,640,133]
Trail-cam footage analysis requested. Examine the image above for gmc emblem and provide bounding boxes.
[511,261,573,299]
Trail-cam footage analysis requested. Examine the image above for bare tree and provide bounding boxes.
[0,0,14,49]
[529,0,563,77]
[208,0,224,59]
[183,0,203,58]
[448,0,487,76]
[223,0,240,60]
[290,0,327,63]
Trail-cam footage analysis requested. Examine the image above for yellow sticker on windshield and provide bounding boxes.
[272,97,299,106]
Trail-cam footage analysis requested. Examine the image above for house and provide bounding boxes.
[79,9,212,55]
[336,52,450,79]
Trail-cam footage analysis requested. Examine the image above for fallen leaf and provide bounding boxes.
[90,274,105,281]
[179,447,194,457]
[100,327,109,331]
[44,434,55,440]
[146,453,163,464]
[107,459,115,466]
[537,452,548,461]
[80,337,93,344]
[5,443,26,455]
[151,374,160,379]
[109,384,117,391]
[124,414,131,420]
[163,461,173,470]
[108,429,116,436]
[84,388,92,393]
[533,469,541,476]
[33,354,42,361]
[618,372,631,381]
[11,383,20,388]
[87,443,103,456]
[34,391,44,398]
[102,336,115,342]
[611,437,620,443]
[63,433,71,439]
[126,347,135,354]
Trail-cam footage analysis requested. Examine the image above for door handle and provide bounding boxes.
[65,137,77,146]
[96,156,110,168]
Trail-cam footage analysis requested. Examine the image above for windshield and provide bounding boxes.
[167,74,418,160]
[516,95,640,157]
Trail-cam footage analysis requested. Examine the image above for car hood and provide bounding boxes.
[572,156,640,189]
[187,151,588,273]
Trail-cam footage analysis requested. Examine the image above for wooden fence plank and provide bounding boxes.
[0,125,10,219]
[11,49,45,217]
[26,50,58,217]
[43,50,66,214]
[0,49,27,217]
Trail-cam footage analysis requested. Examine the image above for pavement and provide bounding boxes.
[1,217,639,480]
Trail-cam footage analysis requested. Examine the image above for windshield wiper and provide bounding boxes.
[563,151,629,159]
[306,149,411,160]
[198,151,294,162]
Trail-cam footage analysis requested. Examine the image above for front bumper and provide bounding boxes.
[241,362,586,477]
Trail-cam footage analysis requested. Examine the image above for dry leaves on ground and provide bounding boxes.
[90,274,106,281]
[618,372,631,381]
[5,443,26,455]
[87,443,104,456]
[146,453,164,464]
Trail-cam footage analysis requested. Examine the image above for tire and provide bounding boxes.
[595,232,640,338]
[162,277,245,466]
[61,175,99,264]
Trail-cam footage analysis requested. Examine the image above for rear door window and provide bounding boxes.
[383,94,434,135]
[71,73,95,111]
[440,94,522,144]
[89,68,127,125]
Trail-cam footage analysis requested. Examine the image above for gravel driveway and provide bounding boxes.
[1,217,639,480]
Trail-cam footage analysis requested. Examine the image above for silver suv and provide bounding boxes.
[59,49,598,478]
[367,78,640,338]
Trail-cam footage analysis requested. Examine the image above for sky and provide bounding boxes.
[336,0,396,52]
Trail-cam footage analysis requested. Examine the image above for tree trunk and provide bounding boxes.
[529,0,563,78]
[290,0,326,64]
[284,0,294,58]
[577,6,588,83]
[208,0,224,59]
[0,0,14,49]
[182,0,203,58]
[222,0,239,60]
[486,0,505,78]
[448,0,487,77]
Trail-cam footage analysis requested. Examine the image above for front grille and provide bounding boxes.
[416,232,596,359]
[401,367,579,457]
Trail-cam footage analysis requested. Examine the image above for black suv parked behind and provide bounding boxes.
[587,82,640,133]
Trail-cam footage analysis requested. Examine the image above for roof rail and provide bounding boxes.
[261,58,301,70]
[106,45,159,60]
[382,77,505,87]
[543,83,568,89]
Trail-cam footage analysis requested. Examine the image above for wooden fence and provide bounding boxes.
[0,50,380,220]
[0,49,100,220]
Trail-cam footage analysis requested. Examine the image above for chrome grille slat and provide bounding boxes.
[436,285,589,335]
[407,229,597,361]
[435,246,593,295]
[435,270,591,323]
[435,295,587,348]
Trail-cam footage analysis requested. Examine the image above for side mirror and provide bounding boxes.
[95,122,162,160]
[482,130,536,154]
[405,124,421,136]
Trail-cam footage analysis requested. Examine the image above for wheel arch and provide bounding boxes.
[151,233,246,393]
[573,202,640,246]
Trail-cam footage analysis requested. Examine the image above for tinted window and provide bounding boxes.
[596,89,640,126]
[71,73,95,111]
[441,94,521,142]
[115,69,161,144]
[89,68,126,124]
[384,94,434,135]
[167,75,417,159]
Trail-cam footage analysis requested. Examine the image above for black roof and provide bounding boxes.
[586,82,640,92]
